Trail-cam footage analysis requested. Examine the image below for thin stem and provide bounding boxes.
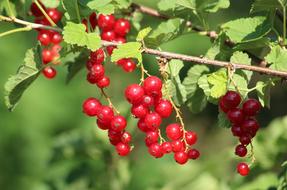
[139,62,150,84]
[5,0,14,17]
[249,142,256,166]
[0,26,32,37]
[100,88,120,114]
[0,15,62,32]
[283,7,286,46]
[34,0,57,26]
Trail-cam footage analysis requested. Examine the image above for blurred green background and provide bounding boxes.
[1,0,287,190]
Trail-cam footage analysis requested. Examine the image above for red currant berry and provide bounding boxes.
[82,97,101,116]
[231,125,243,137]
[155,99,173,118]
[89,12,97,29]
[35,18,50,27]
[187,149,200,160]
[145,112,162,131]
[37,30,51,46]
[143,76,163,96]
[114,18,131,37]
[239,135,251,145]
[137,119,149,133]
[148,143,163,158]
[141,95,154,107]
[97,106,114,123]
[122,59,137,72]
[110,138,121,146]
[42,66,57,79]
[108,129,122,140]
[171,140,185,152]
[46,8,62,23]
[161,142,172,154]
[90,64,105,81]
[111,115,127,132]
[166,123,183,140]
[242,99,261,116]
[30,2,45,17]
[121,131,132,144]
[116,142,130,156]
[145,131,159,146]
[90,48,105,65]
[115,37,126,44]
[125,84,144,104]
[219,97,229,113]
[101,30,116,41]
[237,162,250,176]
[97,119,110,130]
[82,19,88,32]
[96,76,110,88]
[235,144,247,157]
[227,108,244,124]
[174,151,188,165]
[222,91,241,109]
[87,72,99,84]
[185,131,197,145]
[131,104,148,118]
[97,14,115,31]
[42,49,54,64]
[241,118,259,137]
[106,46,116,55]
[51,32,62,44]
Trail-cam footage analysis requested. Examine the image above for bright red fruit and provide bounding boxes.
[141,95,154,107]
[137,119,149,132]
[89,12,97,29]
[82,97,101,116]
[148,143,163,158]
[144,112,162,130]
[46,8,62,23]
[221,91,241,109]
[185,131,197,145]
[145,131,159,146]
[101,30,116,41]
[121,59,137,72]
[116,143,130,156]
[96,76,110,88]
[241,118,259,137]
[235,144,247,157]
[42,66,57,79]
[161,142,172,154]
[155,99,173,118]
[131,104,148,118]
[125,84,144,104]
[231,125,243,137]
[227,108,244,124]
[143,76,163,96]
[98,14,115,31]
[90,48,105,65]
[166,123,183,140]
[110,115,127,132]
[97,106,114,123]
[239,135,251,145]
[90,64,105,81]
[38,31,51,46]
[187,149,200,160]
[30,2,45,17]
[174,151,188,165]
[121,132,132,144]
[114,18,131,37]
[242,99,261,116]
[237,162,250,176]
[51,32,62,44]
[42,49,54,64]
[171,140,185,152]
[97,119,110,130]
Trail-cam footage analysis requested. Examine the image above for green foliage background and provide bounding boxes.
[0,0,287,190]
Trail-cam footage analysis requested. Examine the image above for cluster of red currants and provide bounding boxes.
[82,97,132,156]
[83,13,137,87]
[125,76,200,164]
[30,2,63,79]
[219,90,261,176]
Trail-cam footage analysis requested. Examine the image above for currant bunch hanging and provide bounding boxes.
[219,90,261,176]
[30,1,63,79]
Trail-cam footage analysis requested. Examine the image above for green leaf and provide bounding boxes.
[207,69,228,98]
[186,89,208,113]
[136,27,152,42]
[41,0,60,8]
[166,59,184,77]
[176,0,196,10]
[198,74,211,97]
[265,45,287,71]
[87,0,115,14]
[164,77,187,106]
[255,78,275,108]
[114,0,131,9]
[196,0,230,13]
[62,0,80,22]
[221,16,271,43]
[230,51,252,81]
[63,22,101,51]
[158,0,177,11]
[111,42,142,63]
[251,0,284,13]
[145,18,185,47]
[0,0,16,16]
[66,51,89,84]
[183,65,210,99]
[4,45,42,111]
[216,111,231,128]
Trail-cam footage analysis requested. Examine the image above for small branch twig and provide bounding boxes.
[0,15,62,32]
[2,14,287,79]
[100,88,120,114]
